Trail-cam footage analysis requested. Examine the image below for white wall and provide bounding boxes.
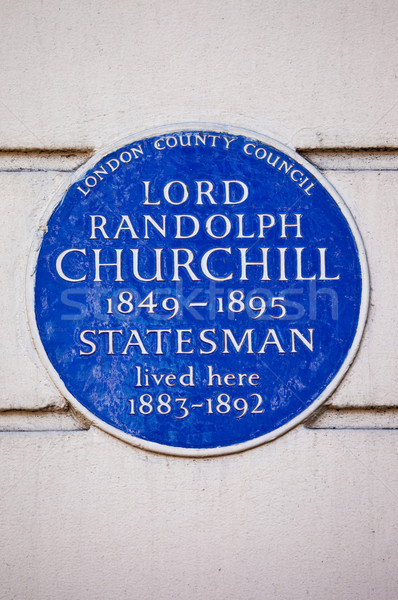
[0,1,397,598]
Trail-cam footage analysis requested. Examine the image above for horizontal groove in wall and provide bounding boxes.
[0,147,398,172]
[0,410,90,432]
[306,408,398,430]
[301,149,398,171]
[1,407,398,432]
[0,149,93,171]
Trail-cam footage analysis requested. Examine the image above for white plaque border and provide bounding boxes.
[26,123,370,457]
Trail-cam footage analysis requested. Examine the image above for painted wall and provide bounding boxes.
[0,1,397,598]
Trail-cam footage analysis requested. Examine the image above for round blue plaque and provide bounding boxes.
[28,125,369,456]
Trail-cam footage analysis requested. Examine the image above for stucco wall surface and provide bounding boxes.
[1,427,398,600]
[0,0,398,150]
[0,168,396,412]
[0,1,397,599]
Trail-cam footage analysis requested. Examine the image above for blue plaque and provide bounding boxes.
[28,125,369,456]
